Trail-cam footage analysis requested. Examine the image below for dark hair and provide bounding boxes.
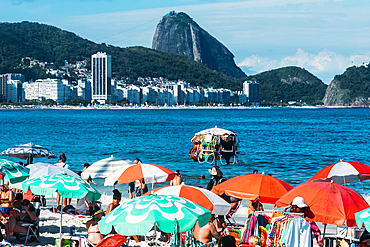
[22,199,31,206]
[113,189,122,200]
[133,158,142,164]
[253,170,258,174]
[218,235,236,247]
[59,153,67,163]
[84,163,90,168]
[176,169,180,174]
[15,193,23,201]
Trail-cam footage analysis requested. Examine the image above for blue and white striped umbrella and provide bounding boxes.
[1,142,57,159]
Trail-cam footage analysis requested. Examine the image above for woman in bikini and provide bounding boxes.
[5,199,37,241]
[86,209,104,245]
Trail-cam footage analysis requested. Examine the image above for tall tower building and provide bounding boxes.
[92,52,112,104]
[243,80,260,106]
[0,73,25,102]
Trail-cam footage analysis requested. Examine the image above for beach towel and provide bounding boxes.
[51,207,92,219]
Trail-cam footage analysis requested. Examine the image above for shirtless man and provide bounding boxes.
[170,170,183,186]
[193,215,220,244]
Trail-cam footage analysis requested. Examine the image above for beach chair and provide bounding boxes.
[15,201,41,243]
[226,201,241,226]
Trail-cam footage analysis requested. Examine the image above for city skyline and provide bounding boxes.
[1,0,370,84]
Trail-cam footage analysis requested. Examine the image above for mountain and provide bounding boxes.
[152,11,246,79]
[323,64,370,106]
[243,66,327,105]
[0,21,240,90]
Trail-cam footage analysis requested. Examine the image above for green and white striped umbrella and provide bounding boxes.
[99,194,211,236]
[22,173,101,201]
[0,159,29,184]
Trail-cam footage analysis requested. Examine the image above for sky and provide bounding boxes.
[1,0,370,84]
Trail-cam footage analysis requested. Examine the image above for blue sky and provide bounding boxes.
[1,0,370,84]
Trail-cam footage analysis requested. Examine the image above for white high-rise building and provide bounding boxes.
[243,80,260,106]
[92,52,112,104]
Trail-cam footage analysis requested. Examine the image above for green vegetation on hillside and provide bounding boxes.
[0,21,240,90]
[334,64,370,101]
[242,66,327,105]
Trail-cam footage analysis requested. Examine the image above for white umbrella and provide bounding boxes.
[1,142,57,159]
[27,162,80,179]
[195,126,235,136]
[81,155,134,179]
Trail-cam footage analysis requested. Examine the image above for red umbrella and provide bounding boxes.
[212,174,293,204]
[308,161,370,184]
[144,184,231,215]
[275,181,369,227]
[104,163,176,185]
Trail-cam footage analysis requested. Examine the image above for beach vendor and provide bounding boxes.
[5,199,37,241]
[287,196,324,247]
[85,209,104,245]
[106,189,121,215]
[0,184,14,215]
[193,214,220,245]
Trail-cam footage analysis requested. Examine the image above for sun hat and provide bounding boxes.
[209,166,222,176]
[292,196,307,208]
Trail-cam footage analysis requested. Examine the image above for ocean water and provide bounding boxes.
[1,108,370,203]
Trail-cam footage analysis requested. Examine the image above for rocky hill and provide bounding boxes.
[0,21,240,90]
[243,66,327,105]
[323,64,370,106]
[152,11,246,79]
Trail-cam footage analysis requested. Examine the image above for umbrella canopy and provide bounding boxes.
[0,159,29,183]
[99,194,211,235]
[212,173,293,204]
[275,181,369,227]
[81,156,134,179]
[27,162,80,179]
[308,161,370,184]
[22,174,101,201]
[355,208,370,231]
[145,184,231,215]
[195,126,235,136]
[104,163,176,186]
[1,142,57,159]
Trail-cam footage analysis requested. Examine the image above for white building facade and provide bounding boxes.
[92,52,112,104]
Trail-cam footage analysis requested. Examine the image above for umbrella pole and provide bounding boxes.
[322,223,327,240]
[60,196,63,247]
[154,221,157,247]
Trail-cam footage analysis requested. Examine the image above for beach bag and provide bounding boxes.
[55,238,72,247]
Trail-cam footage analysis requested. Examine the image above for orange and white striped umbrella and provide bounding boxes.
[145,184,231,215]
[104,163,176,186]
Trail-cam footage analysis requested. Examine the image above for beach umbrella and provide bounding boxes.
[27,162,80,179]
[81,155,134,179]
[1,142,57,159]
[22,173,101,245]
[212,173,293,204]
[0,159,29,183]
[104,163,176,186]
[195,126,235,136]
[144,184,231,215]
[275,181,369,227]
[99,194,211,236]
[355,208,370,231]
[308,160,370,184]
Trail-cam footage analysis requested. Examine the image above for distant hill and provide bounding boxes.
[323,64,370,106]
[0,21,240,90]
[152,12,246,79]
[243,66,328,105]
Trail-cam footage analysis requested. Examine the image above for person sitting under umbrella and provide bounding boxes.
[193,214,220,245]
[0,185,14,215]
[85,209,104,245]
[106,189,121,215]
[4,199,37,241]
[286,197,324,247]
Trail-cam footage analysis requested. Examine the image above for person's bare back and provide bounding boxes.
[170,175,183,186]
[193,220,220,244]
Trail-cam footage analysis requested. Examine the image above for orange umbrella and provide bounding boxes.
[212,174,293,204]
[275,181,369,227]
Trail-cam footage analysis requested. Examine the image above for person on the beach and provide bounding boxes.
[56,153,71,208]
[248,196,264,217]
[135,178,148,197]
[78,163,97,186]
[128,158,142,199]
[11,193,23,217]
[106,189,121,215]
[0,185,14,215]
[85,209,104,245]
[25,156,33,166]
[5,199,37,241]
[287,196,324,247]
[248,235,262,246]
[253,169,258,174]
[193,214,220,245]
[216,235,236,247]
[170,170,183,186]
[206,166,226,191]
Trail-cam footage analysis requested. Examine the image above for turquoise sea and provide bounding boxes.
[1,108,370,199]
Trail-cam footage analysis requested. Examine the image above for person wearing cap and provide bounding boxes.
[85,208,104,245]
[170,170,183,186]
[106,189,121,215]
[288,196,323,247]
